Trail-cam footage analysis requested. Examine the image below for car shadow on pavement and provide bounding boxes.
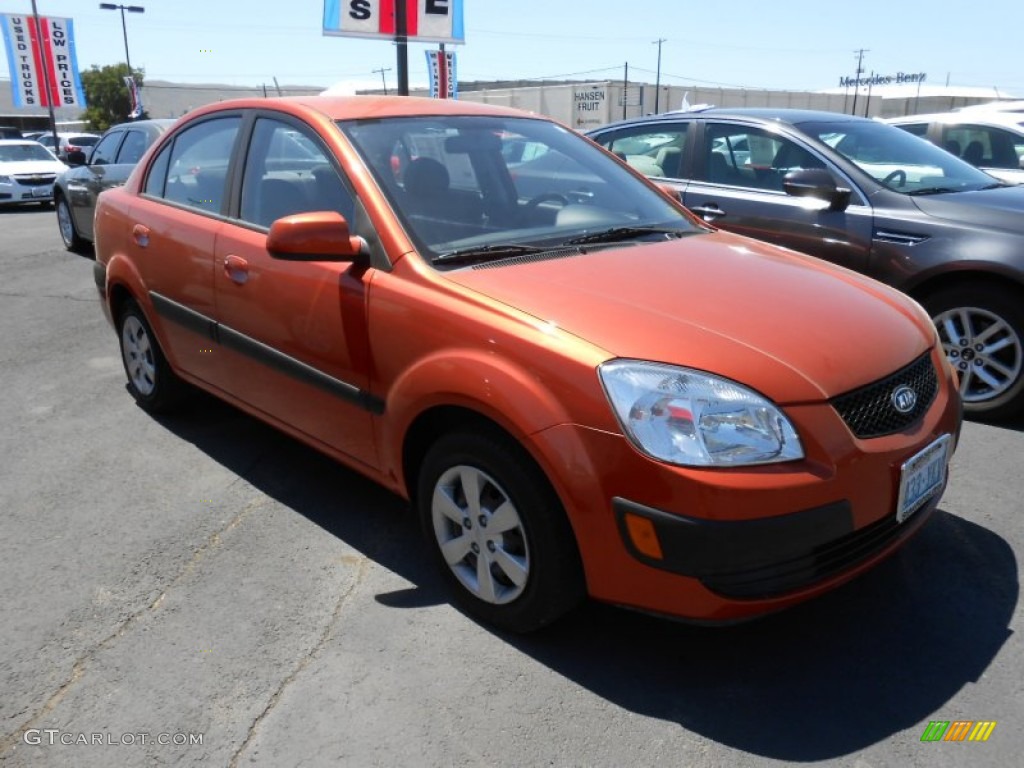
[153,392,1017,762]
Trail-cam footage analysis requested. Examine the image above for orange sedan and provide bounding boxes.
[93,96,962,631]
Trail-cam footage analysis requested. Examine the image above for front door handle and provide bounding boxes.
[132,224,150,247]
[223,254,249,285]
[688,204,726,221]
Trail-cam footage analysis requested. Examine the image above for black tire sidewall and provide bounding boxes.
[923,284,1024,420]
[417,429,584,632]
[117,299,179,413]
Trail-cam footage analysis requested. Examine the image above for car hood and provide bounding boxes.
[911,184,1024,232]
[0,159,66,175]
[446,231,934,404]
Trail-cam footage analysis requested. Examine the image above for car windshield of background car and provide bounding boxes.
[0,143,57,162]
[803,120,998,194]
[338,115,696,263]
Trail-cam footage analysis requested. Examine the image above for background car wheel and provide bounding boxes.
[56,195,88,254]
[923,283,1024,420]
[117,299,184,413]
[417,427,584,632]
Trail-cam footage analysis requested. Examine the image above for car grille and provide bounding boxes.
[702,510,912,599]
[831,352,938,439]
[14,174,57,186]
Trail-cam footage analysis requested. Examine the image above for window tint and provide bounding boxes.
[239,117,355,228]
[896,123,928,137]
[702,124,825,191]
[943,124,1024,170]
[116,130,149,165]
[144,142,172,197]
[596,124,688,178]
[89,132,123,165]
[162,117,241,214]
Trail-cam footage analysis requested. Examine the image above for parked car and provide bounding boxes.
[36,131,100,161]
[0,125,24,139]
[54,119,176,252]
[588,108,1024,420]
[93,96,961,631]
[0,140,66,207]
[887,110,1024,184]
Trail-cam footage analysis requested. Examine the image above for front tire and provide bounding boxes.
[417,428,584,632]
[117,299,184,413]
[923,283,1024,421]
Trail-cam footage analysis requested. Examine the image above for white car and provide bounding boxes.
[0,140,67,207]
[35,132,101,161]
[887,110,1024,184]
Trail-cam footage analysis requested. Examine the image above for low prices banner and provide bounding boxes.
[1,14,86,108]
[425,49,456,99]
[323,0,465,44]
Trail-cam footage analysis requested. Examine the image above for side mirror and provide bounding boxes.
[782,168,851,212]
[266,211,366,262]
[656,181,682,202]
[66,150,87,166]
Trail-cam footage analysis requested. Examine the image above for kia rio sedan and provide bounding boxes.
[588,109,1024,421]
[92,97,961,631]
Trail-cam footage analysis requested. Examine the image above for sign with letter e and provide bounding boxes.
[323,0,465,44]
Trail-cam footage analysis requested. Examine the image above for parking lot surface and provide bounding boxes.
[1,207,1021,767]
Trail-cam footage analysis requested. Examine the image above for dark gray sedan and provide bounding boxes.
[588,108,1024,420]
[55,119,175,253]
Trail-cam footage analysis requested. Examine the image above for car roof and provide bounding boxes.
[180,95,543,124]
[591,107,869,133]
[887,111,1024,130]
[0,139,51,146]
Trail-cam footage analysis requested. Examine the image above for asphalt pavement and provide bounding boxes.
[1,206,1021,767]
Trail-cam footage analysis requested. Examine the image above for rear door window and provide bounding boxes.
[162,117,242,214]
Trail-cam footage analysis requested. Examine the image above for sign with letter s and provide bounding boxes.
[323,0,465,44]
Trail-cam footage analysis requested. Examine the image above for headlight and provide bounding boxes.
[599,360,804,467]
[0,175,12,184]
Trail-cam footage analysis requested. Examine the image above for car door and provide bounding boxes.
[211,113,377,466]
[128,114,243,384]
[67,129,124,239]
[683,120,874,273]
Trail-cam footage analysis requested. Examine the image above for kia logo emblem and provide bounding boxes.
[891,385,917,414]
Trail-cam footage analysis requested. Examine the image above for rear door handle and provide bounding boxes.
[688,204,726,221]
[132,224,150,247]
[223,254,249,285]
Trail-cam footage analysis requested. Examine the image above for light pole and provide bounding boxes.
[99,4,145,76]
[653,38,666,114]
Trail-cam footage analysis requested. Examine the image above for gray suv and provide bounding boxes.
[588,108,1024,420]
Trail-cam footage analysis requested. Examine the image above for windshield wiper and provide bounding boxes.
[907,186,959,196]
[563,226,690,246]
[431,243,551,267]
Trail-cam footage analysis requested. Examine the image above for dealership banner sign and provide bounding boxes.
[425,49,456,98]
[1,14,86,108]
[323,0,465,43]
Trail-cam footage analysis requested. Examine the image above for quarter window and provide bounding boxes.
[238,117,355,228]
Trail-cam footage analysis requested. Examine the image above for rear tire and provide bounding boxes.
[417,427,584,632]
[923,283,1024,421]
[117,299,184,413]
[56,194,88,254]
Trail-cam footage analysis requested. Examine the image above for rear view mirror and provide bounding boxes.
[783,168,851,212]
[266,211,366,262]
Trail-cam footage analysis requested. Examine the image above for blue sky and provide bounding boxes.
[3,0,1022,95]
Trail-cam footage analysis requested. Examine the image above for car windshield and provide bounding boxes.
[0,143,57,162]
[799,119,998,194]
[338,115,699,265]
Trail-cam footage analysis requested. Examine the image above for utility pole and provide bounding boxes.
[653,38,666,114]
[851,48,868,116]
[373,66,392,95]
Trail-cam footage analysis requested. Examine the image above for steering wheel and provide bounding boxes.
[522,193,570,214]
[882,169,907,187]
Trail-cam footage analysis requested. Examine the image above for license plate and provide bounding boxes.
[31,186,52,198]
[896,434,952,523]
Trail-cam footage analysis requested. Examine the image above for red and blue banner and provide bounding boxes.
[425,49,457,99]
[323,0,465,44]
[1,14,86,108]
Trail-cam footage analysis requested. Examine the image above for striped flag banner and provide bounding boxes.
[1,14,86,108]
[425,49,457,99]
[323,0,464,44]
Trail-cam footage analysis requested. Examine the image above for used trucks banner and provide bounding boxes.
[1,14,86,108]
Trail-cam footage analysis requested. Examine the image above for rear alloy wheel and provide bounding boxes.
[924,284,1024,420]
[417,429,584,632]
[56,195,88,254]
[117,299,184,413]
